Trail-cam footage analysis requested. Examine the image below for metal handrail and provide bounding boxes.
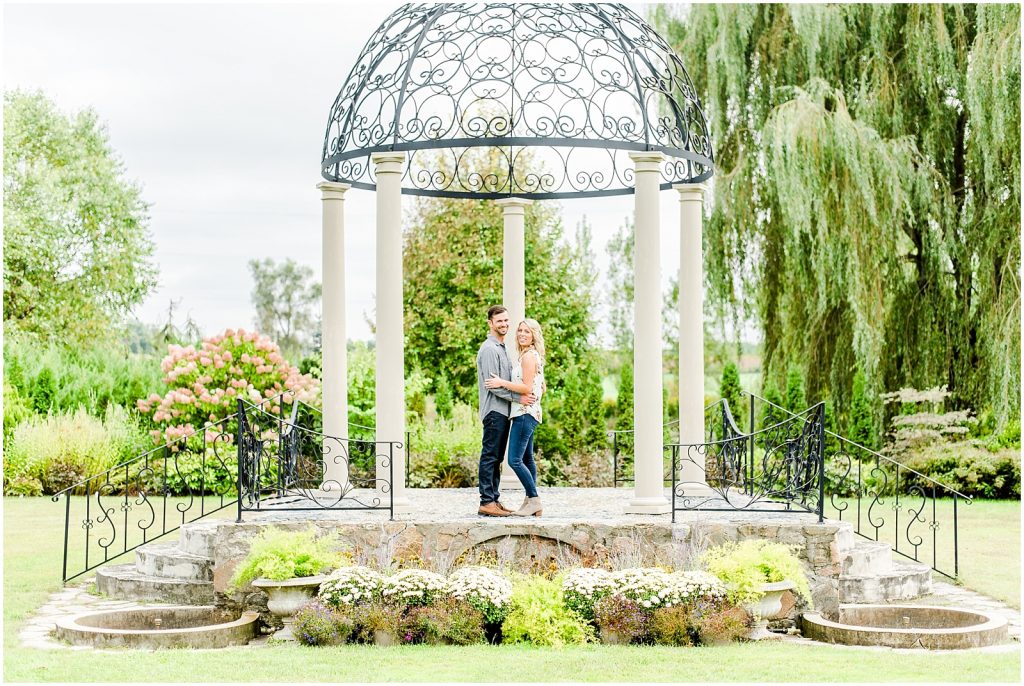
[744,391,973,501]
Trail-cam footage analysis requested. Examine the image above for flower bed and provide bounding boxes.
[293,562,753,647]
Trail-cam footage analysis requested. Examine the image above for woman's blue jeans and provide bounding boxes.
[507,414,539,498]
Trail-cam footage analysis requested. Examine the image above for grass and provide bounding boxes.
[4,496,1020,682]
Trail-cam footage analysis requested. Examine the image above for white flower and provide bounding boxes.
[318,566,383,607]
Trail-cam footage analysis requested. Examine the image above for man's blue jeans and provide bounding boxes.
[507,414,539,498]
[479,410,511,505]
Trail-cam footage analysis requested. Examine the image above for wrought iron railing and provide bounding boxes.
[670,403,826,521]
[50,400,268,584]
[236,399,395,518]
[745,392,971,579]
[54,395,400,583]
[291,402,412,488]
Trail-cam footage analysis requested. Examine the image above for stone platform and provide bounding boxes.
[93,487,939,623]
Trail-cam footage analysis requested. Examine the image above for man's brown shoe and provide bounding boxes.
[478,502,510,517]
[496,500,516,513]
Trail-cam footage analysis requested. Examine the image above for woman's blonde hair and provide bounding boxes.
[516,318,545,363]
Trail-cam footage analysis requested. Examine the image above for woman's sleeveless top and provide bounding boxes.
[510,349,544,423]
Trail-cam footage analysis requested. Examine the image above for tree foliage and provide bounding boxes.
[719,362,743,417]
[403,148,605,461]
[248,257,321,364]
[405,186,593,398]
[654,4,1021,431]
[3,90,157,344]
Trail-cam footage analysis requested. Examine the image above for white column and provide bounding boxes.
[495,197,533,491]
[496,197,532,331]
[317,181,350,490]
[675,183,708,487]
[372,152,412,513]
[625,151,670,514]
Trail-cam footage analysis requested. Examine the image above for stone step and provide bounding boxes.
[135,543,213,581]
[96,564,214,605]
[179,521,221,558]
[842,540,893,577]
[839,561,932,603]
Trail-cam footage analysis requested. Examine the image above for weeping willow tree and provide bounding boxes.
[653,4,1020,431]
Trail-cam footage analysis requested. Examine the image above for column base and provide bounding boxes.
[389,495,414,515]
[624,496,671,515]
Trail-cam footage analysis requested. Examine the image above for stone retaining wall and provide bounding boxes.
[198,513,854,623]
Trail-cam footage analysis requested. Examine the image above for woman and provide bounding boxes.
[485,318,545,516]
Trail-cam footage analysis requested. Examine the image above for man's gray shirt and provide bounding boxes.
[477,334,518,422]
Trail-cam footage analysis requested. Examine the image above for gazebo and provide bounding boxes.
[315,2,713,514]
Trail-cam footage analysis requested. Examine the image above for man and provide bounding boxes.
[476,305,536,517]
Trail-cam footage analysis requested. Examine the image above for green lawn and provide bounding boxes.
[4,496,1020,682]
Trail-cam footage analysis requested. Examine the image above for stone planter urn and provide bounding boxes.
[745,580,795,641]
[252,575,327,642]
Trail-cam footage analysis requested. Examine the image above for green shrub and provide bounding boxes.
[407,403,481,488]
[159,449,239,496]
[785,366,806,413]
[406,597,486,645]
[693,601,750,645]
[501,573,595,646]
[902,443,1020,499]
[593,594,650,644]
[719,362,742,416]
[650,605,695,646]
[3,382,32,439]
[3,406,148,494]
[230,527,347,589]
[3,337,163,418]
[433,373,454,420]
[701,540,812,607]
[293,599,353,646]
[4,474,43,497]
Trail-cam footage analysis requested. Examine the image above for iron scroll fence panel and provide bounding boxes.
[236,400,395,519]
[292,401,412,489]
[670,403,826,521]
[744,391,971,579]
[50,411,243,583]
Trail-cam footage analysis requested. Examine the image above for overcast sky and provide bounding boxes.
[4,1,687,344]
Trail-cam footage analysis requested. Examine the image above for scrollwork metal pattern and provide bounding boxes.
[321,3,714,199]
[236,401,395,517]
[747,391,972,579]
[52,412,239,583]
[671,403,826,518]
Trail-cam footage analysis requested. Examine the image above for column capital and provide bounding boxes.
[494,197,534,214]
[371,151,407,175]
[317,181,351,200]
[673,182,708,202]
[628,150,665,173]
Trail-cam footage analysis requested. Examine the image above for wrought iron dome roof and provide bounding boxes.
[321,3,713,199]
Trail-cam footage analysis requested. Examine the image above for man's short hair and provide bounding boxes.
[487,305,508,321]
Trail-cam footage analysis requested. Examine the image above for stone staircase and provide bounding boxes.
[96,526,218,605]
[839,539,933,603]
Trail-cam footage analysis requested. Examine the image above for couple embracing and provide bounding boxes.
[475,305,546,518]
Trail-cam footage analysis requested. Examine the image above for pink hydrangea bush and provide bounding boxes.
[137,328,319,447]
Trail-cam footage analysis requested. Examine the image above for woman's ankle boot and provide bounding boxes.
[513,497,542,517]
